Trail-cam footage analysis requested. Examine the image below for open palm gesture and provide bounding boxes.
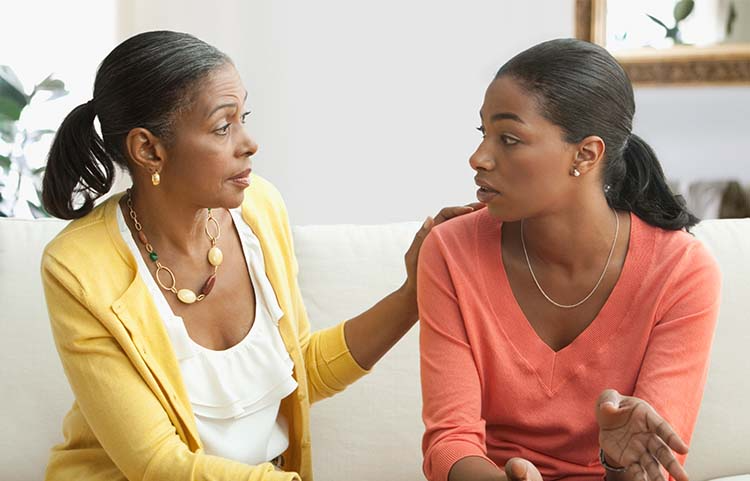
[596,389,690,481]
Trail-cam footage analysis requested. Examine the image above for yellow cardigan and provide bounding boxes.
[42,175,368,481]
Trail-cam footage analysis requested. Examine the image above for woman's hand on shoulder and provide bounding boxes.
[596,389,689,481]
[402,203,484,292]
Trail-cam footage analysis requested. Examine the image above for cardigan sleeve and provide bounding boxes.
[418,231,494,481]
[42,253,300,481]
[632,240,721,478]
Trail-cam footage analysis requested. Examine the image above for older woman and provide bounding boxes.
[418,39,720,481]
[40,30,478,481]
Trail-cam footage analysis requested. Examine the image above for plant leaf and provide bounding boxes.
[0,120,16,143]
[28,200,51,218]
[0,98,24,122]
[0,191,9,217]
[646,14,669,31]
[0,66,29,121]
[0,66,26,96]
[0,154,10,170]
[36,75,65,92]
[674,0,695,22]
[32,74,69,101]
[727,2,738,36]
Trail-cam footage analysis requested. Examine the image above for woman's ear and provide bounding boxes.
[573,135,606,176]
[125,128,165,176]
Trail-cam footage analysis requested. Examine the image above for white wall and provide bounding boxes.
[2,1,118,125]
[1,0,119,218]
[634,87,750,186]
[117,0,750,225]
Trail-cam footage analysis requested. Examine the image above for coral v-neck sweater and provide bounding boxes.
[418,208,720,481]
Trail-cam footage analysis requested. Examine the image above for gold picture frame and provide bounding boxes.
[575,0,750,86]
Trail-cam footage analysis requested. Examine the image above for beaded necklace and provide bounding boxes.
[126,189,223,304]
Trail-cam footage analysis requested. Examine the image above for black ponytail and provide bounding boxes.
[42,31,231,219]
[42,101,114,219]
[496,38,698,231]
[605,133,698,230]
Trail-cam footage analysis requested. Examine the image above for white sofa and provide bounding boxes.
[1,216,749,481]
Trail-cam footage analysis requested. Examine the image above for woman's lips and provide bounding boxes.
[476,186,500,203]
[228,168,252,187]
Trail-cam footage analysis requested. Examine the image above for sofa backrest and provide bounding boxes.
[1,218,73,481]
[687,219,750,480]
[294,222,425,481]
[1,217,748,481]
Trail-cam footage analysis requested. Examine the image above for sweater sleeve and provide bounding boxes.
[295,284,370,404]
[418,231,494,481]
[632,240,721,477]
[42,253,299,481]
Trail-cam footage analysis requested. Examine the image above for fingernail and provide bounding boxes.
[423,216,433,228]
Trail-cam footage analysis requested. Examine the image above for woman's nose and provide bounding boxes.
[469,143,494,171]
[238,128,259,157]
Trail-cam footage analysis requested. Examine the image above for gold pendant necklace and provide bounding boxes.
[520,208,619,309]
[126,189,223,304]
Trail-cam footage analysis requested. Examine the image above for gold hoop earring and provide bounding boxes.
[151,172,161,186]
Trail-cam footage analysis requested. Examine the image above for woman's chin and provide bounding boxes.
[215,187,248,210]
[485,202,507,219]
[486,202,525,223]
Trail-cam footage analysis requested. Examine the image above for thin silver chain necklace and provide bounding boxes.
[520,208,619,309]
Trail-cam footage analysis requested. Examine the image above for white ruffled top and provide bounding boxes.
[117,205,298,465]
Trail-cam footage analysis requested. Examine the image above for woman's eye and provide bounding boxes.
[501,135,519,145]
[216,111,251,135]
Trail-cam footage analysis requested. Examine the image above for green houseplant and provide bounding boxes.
[0,65,68,217]
[647,0,695,45]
